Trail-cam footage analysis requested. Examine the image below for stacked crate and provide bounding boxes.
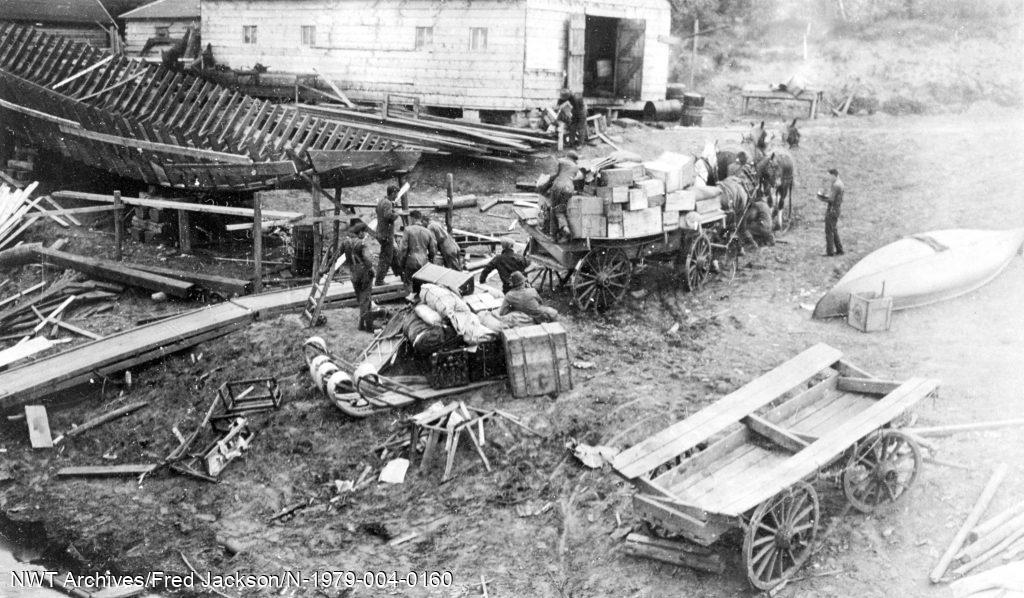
[130,206,171,244]
[565,152,717,239]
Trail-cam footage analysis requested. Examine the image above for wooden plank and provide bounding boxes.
[33,247,195,298]
[717,378,940,515]
[632,494,733,546]
[612,344,844,479]
[742,413,811,452]
[51,190,303,220]
[837,376,901,395]
[25,405,53,448]
[56,125,253,165]
[56,464,156,477]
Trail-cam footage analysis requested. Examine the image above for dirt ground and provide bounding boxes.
[2,107,1024,598]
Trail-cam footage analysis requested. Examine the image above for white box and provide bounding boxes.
[636,178,666,197]
[628,188,648,211]
[664,189,697,212]
[622,207,663,237]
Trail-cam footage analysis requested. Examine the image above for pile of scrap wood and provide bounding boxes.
[0,273,119,354]
[0,182,42,250]
[296,104,555,163]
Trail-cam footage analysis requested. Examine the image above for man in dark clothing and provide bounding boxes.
[558,89,589,148]
[339,220,381,332]
[537,152,579,241]
[743,200,775,247]
[401,210,437,294]
[817,168,845,256]
[479,238,530,293]
[421,213,462,270]
[785,118,800,149]
[375,185,400,285]
[500,271,558,324]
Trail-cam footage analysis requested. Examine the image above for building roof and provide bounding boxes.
[120,0,199,20]
[0,0,114,24]
[0,0,150,24]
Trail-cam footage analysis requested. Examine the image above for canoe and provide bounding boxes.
[813,228,1024,319]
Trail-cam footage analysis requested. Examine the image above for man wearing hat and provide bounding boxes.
[500,271,558,324]
[479,238,530,293]
[339,219,381,332]
[817,168,845,256]
[401,210,437,294]
[375,185,400,285]
[537,151,580,241]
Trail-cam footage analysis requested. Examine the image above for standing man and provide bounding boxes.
[375,185,399,286]
[421,213,462,270]
[401,210,437,294]
[479,238,529,293]
[817,168,845,256]
[537,151,579,241]
[339,219,381,332]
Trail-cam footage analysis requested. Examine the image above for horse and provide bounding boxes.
[784,118,800,148]
[770,150,795,229]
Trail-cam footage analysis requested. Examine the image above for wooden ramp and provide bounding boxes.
[0,277,404,412]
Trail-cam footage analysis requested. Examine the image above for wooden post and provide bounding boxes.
[690,19,699,89]
[333,186,342,252]
[177,210,191,254]
[397,175,408,212]
[253,192,263,293]
[311,176,322,280]
[445,173,454,233]
[113,190,123,261]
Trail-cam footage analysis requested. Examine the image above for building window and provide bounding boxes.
[300,25,316,46]
[470,27,487,50]
[243,25,257,45]
[414,26,433,49]
[155,26,169,38]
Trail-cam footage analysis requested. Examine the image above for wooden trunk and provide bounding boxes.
[501,322,571,398]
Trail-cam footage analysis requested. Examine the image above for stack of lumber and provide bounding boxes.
[296,103,554,163]
[0,277,406,412]
[0,182,42,250]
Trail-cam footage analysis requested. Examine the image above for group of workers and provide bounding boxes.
[337,185,557,333]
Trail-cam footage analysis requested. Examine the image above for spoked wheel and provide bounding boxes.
[682,231,712,291]
[570,248,632,311]
[743,481,820,590]
[527,264,567,293]
[721,234,743,284]
[842,430,922,513]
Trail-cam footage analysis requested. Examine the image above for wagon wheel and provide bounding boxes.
[842,430,922,513]
[570,248,632,311]
[527,264,567,293]
[743,481,820,590]
[681,231,713,291]
[720,233,743,284]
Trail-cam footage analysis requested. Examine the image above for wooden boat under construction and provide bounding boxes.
[0,23,421,192]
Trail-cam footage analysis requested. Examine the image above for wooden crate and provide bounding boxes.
[628,188,648,211]
[665,189,696,212]
[622,207,663,236]
[581,214,606,238]
[597,186,629,203]
[696,198,721,214]
[501,323,572,398]
[635,178,666,198]
[847,292,892,332]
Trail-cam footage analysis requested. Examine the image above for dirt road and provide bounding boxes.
[2,110,1023,598]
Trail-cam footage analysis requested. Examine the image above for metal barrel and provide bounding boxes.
[681,93,705,126]
[643,99,683,121]
[666,83,688,100]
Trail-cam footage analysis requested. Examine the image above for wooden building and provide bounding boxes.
[200,0,671,114]
[120,0,200,57]
[0,0,149,48]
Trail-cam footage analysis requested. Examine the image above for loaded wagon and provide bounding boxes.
[612,343,939,589]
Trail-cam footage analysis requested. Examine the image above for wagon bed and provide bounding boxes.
[614,343,939,588]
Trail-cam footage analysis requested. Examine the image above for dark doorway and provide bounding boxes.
[582,15,645,101]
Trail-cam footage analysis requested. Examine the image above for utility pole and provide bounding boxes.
[690,18,699,89]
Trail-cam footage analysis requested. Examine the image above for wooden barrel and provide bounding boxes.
[666,84,687,100]
[681,93,704,126]
[291,224,315,275]
[643,99,683,121]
